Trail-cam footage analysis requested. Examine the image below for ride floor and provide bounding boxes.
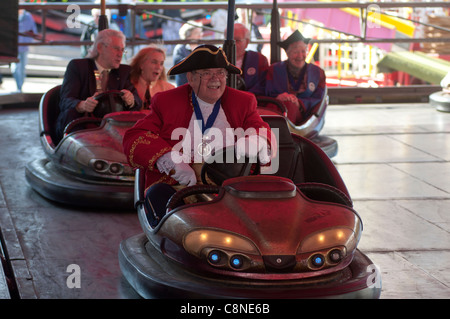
[1,91,449,298]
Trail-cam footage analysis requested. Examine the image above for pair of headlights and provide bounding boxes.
[91,159,124,175]
[310,248,344,269]
[184,227,358,272]
[208,250,246,269]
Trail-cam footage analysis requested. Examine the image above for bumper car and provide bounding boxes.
[256,87,338,158]
[119,115,381,299]
[430,74,450,113]
[25,85,145,209]
[430,87,450,113]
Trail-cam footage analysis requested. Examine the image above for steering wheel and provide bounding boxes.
[165,146,260,211]
[236,76,246,91]
[200,146,261,186]
[93,90,125,118]
[164,146,261,212]
[256,96,288,117]
[63,116,102,136]
[63,91,125,135]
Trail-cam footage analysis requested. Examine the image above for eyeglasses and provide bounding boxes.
[194,70,227,80]
[103,43,128,56]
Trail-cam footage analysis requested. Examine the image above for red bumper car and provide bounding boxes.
[119,116,381,298]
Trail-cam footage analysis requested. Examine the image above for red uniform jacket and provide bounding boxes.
[123,84,271,189]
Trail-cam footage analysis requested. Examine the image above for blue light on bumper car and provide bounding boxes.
[208,251,221,264]
[230,255,244,269]
[311,254,325,268]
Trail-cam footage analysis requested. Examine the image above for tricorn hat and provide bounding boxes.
[279,30,310,51]
[168,44,241,75]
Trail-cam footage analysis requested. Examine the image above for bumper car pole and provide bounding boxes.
[223,0,236,89]
[270,0,281,64]
[98,0,109,31]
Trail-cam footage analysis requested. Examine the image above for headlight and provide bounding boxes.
[230,255,245,269]
[311,254,325,268]
[298,227,358,253]
[89,159,124,175]
[183,229,259,257]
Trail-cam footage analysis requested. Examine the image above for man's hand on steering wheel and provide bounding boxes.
[75,95,99,113]
[120,89,135,108]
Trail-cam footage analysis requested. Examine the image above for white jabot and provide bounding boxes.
[184,96,234,160]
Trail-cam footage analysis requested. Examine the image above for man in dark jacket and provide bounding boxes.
[56,29,141,139]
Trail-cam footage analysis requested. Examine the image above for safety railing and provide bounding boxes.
[20,1,450,47]
[15,1,450,95]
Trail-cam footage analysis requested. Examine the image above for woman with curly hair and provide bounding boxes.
[130,46,175,110]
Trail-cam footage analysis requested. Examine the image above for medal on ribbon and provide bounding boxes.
[192,92,221,157]
[197,135,212,156]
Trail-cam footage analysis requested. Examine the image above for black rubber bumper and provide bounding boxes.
[119,233,381,299]
[25,158,134,210]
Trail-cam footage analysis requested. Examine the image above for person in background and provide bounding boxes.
[161,0,183,55]
[12,4,38,92]
[130,46,175,111]
[172,21,203,87]
[248,10,264,53]
[210,9,227,39]
[80,7,120,58]
[123,45,272,227]
[123,0,146,45]
[227,23,268,96]
[265,30,326,125]
[56,29,141,140]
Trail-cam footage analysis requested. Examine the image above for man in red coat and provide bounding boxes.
[123,45,273,226]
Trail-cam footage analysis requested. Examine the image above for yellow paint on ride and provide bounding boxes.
[317,0,415,37]
[306,42,318,63]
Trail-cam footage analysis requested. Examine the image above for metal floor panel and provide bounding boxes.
[322,103,450,299]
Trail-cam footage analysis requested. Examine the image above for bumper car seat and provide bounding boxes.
[256,86,329,139]
[261,115,348,198]
[39,85,61,147]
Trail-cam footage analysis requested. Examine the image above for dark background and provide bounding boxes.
[0,2,18,59]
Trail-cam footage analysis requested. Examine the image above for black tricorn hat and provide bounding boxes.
[168,44,242,75]
[279,30,311,51]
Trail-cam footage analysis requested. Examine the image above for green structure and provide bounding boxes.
[377,51,450,85]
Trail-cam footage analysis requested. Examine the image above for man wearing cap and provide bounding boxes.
[123,45,273,226]
[265,30,326,125]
